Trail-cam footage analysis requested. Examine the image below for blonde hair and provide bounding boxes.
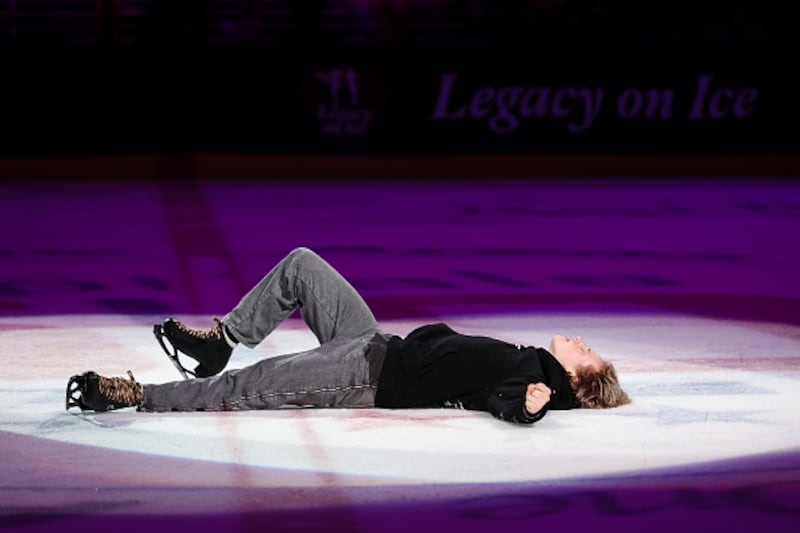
[572,362,631,409]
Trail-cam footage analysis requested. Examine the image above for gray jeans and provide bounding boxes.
[142,247,388,412]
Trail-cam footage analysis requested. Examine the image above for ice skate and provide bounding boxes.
[66,370,144,412]
[153,317,234,379]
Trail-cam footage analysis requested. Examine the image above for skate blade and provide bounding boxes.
[153,324,197,380]
[65,374,87,411]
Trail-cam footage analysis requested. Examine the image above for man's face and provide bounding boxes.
[549,335,605,376]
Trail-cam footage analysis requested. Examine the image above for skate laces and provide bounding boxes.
[98,370,144,406]
[175,317,224,340]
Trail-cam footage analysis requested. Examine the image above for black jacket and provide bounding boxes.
[375,323,579,424]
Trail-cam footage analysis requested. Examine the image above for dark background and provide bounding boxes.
[0,1,798,173]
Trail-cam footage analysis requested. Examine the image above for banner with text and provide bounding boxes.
[0,43,796,157]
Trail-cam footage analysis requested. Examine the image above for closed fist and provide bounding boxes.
[525,383,551,415]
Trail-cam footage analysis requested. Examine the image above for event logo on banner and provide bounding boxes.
[302,67,384,139]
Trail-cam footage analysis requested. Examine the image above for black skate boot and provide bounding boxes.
[66,370,144,412]
[153,317,234,379]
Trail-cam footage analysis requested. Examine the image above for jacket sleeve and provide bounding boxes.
[487,377,549,425]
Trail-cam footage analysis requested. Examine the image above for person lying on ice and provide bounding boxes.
[66,247,630,424]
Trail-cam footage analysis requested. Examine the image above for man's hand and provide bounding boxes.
[525,383,552,415]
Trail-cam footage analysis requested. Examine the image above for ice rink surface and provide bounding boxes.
[1,176,799,532]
